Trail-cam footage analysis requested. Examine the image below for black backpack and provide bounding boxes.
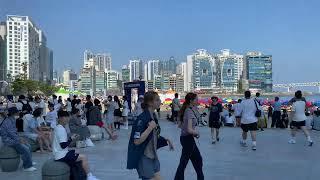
[21,101,32,113]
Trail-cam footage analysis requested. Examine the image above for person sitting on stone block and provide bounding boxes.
[52,110,99,180]
[0,107,37,172]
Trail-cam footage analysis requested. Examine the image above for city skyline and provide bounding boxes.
[1,0,320,84]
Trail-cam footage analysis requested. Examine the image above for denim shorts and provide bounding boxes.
[136,155,160,180]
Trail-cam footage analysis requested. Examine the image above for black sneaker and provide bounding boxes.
[308,141,314,147]
[252,145,257,151]
[260,128,264,131]
[217,137,220,142]
[212,141,216,144]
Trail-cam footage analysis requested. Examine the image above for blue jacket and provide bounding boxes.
[0,116,20,146]
[127,110,168,170]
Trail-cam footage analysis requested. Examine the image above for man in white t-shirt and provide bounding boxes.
[236,91,261,150]
[289,90,313,146]
[52,111,99,180]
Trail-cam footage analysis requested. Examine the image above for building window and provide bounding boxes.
[227,69,232,76]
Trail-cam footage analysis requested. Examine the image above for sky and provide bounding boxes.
[1,0,320,84]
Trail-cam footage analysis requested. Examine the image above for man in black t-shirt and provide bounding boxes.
[84,95,93,125]
[209,96,223,144]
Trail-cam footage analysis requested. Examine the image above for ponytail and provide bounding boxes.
[179,93,197,122]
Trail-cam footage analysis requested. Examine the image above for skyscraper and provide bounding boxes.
[147,60,160,81]
[0,22,6,81]
[129,59,143,81]
[245,52,272,92]
[6,15,41,80]
[38,30,52,83]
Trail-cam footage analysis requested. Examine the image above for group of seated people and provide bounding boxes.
[0,95,106,179]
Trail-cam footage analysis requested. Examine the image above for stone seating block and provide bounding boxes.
[0,146,20,172]
[42,159,70,180]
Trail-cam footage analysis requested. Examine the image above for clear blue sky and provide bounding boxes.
[1,0,320,84]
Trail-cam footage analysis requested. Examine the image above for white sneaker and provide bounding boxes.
[24,167,37,172]
[85,138,95,147]
[32,162,37,166]
[87,174,100,180]
[288,139,296,144]
[252,145,257,151]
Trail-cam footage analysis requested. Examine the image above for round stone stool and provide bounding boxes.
[42,159,70,180]
[87,125,102,141]
[0,146,20,172]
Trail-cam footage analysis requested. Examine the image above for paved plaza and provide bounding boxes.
[1,117,320,180]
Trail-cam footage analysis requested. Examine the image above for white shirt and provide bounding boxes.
[54,104,62,111]
[23,114,34,132]
[46,111,58,128]
[236,98,260,124]
[52,124,68,160]
[122,101,129,116]
[66,101,72,112]
[232,103,241,116]
[225,115,235,124]
[35,100,46,116]
[292,100,307,122]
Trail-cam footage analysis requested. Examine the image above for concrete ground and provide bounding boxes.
[1,116,320,180]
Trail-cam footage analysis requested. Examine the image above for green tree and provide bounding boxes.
[11,79,39,96]
[38,82,59,96]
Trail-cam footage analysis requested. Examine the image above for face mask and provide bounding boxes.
[77,115,81,117]
[14,115,20,119]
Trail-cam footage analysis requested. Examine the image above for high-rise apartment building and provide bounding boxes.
[245,52,272,92]
[106,70,120,90]
[129,59,143,81]
[0,22,6,81]
[6,15,41,80]
[96,53,111,71]
[217,49,243,92]
[159,56,176,75]
[186,49,216,91]
[121,65,130,83]
[63,70,77,86]
[83,50,111,71]
[147,60,160,81]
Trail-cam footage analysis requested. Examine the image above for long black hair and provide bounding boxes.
[179,92,197,122]
[114,96,122,108]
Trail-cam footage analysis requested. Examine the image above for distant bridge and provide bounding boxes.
[273,82,320,92]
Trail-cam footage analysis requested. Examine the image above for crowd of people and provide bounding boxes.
[0,89,318,179]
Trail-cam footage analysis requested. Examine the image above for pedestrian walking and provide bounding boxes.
[236,91,261,151]
[174,92,204,180]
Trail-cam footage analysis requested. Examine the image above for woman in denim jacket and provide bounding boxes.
[127,91,174,180]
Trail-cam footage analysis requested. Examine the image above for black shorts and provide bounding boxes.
[57,150,79,166]
[209,120,221,129]
[241,122,258,132]
[291,120,306,128]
